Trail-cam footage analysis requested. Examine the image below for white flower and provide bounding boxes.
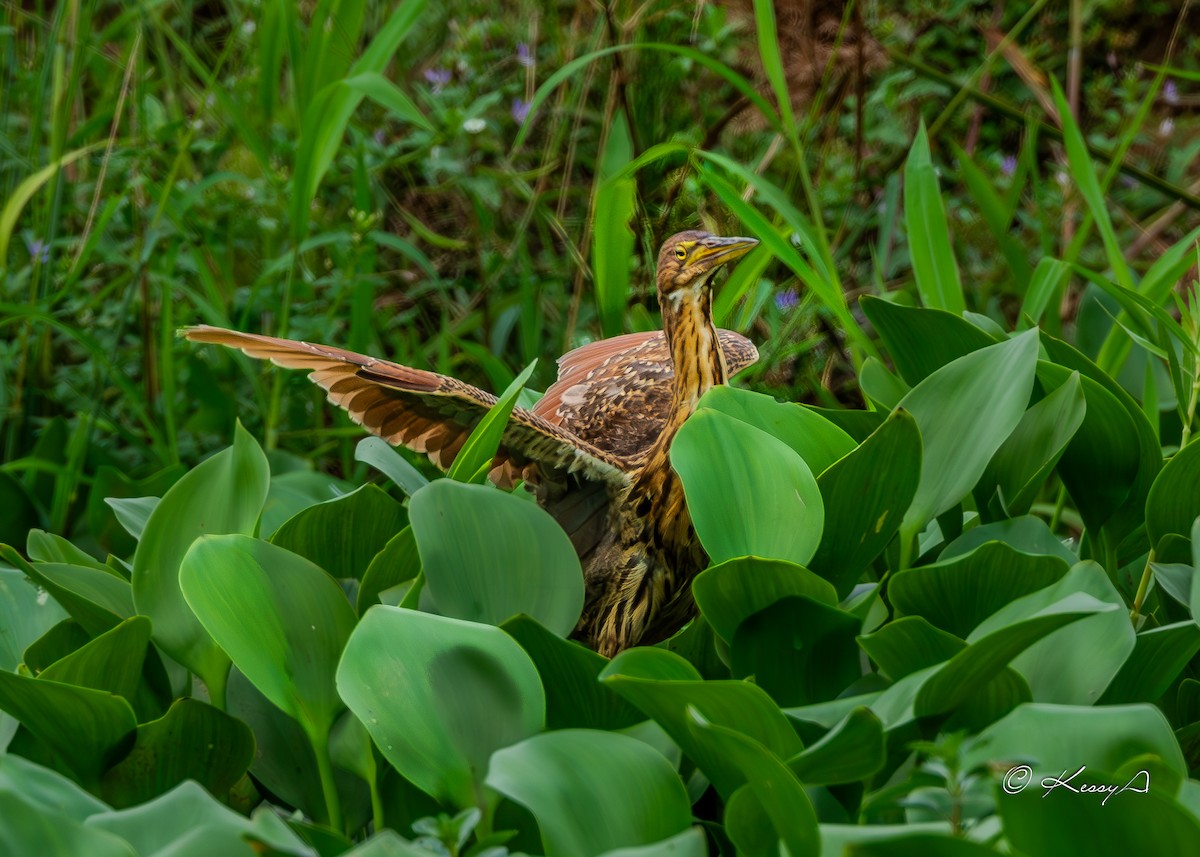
[462,118,487,134]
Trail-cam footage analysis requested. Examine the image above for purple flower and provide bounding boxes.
[516,42,533,67]
[775,289,799,311]
[423,67,451,93]
[511,98,530,124]
[25,236,49,264]
[1164,80,1178,105]
[1000,154,1018,176]
[373,129,386,146]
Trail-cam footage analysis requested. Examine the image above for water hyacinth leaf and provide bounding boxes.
[817,825,953,856]
[787,706,885,785]
[339,830,438,857]
[1192,518,1200,622]
[899,329,1039,538]
[86,780,311,857]
[502,615,643,731]
[104,497,161,544]
[0,792,134,857]
[963,702,1186,783]
[692,556,836,643]
[859,358,909,410]
[132,423,269,702]
[261,470,354,539]
[0,754,110,821]
[672,409,824,566]
[730,596,861,707]
[180,534,355,745]
[337,608,544,808]
[0,669,135,788]
[941,516,1077,564]
[1146,440,1200,553]
[860,298,995,385]
[973,562,1134,705]
[858,616,965,681]
[355,437,430,497]
[596,829,707,857]
[1099,622,1200,705]
[696,386,855,476]
[410,480,583,635]
[357,525,421,613]
[889,542,1071,638]
[846,833,1010,856]
[904,123,965,316]
[0,547,132,637]
[809,409,922,594]
[689,709,819,857]
[99,698,254,808]
[270,484,408,581]
[1000,783,1200,857]
[978,371,1086,518]
[38,617,150,704]
[602,651,802,799]
[0,567,68,671]
[22,621,91,677]
[486,729,692,857]
[26,530,112,573]
[446,359,537,483]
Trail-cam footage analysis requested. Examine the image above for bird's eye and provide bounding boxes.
[675,247,687,260]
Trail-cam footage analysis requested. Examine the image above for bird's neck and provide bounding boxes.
[661,281,728,422]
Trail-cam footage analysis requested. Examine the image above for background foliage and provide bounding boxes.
[2,0,1200,854]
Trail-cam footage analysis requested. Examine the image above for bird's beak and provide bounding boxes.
[692,236,759,270]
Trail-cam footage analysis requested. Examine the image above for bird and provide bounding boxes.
[184,230,760,655]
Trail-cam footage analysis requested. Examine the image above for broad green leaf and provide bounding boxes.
[447,360,538,483]
[903,123,965,315]
[787,706,885,786]
[817,825,952,856]
[899,329,1040,538]
[410,480,583,636]
[99,698,254,808]
[860,298,995,385]
[0,669,135,789]
[597,829,707,857]
[672,409,824,566]
[809,409,922,594]
[26,531,111,573]
[357,525,421,613]
[690,709,819,857]
[502,615,643,731]
[859,358,910,410]
[890,542,1070,638]
[730,596,861,707]
[22,620,90,677]
[0,792,133,857]
[1000,783,1200,857]
[1099,622,1200,704]
[180,534,355,745]
[271,484,408,581]
[0,548,132,637]
[692,557,836,643]
[978,371,1086,517]
[355,438,430,497]
[133,424,269,702]
[0,754,109,820]
[974,562,1134,705]
[337,607,544,807]
[964,702,1186,783]
[487,729,692,857]
[1192,518,1200,623]
[86,780,311,857]
[261,470,354,539]
[0,567,67,671]
[1146,441,1200,553]
[848,834,1007,856]
[601,649,802,799]
[696,386,855,476]
[39,617,150,705]
[340,830,438,857]
[858,616,965,681]
[942,517,1077,565]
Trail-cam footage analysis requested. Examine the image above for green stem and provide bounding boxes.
[309,727,344,833]
[368,771,385,833]
[1130,549,1156,625]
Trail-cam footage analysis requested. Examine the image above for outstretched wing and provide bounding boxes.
[183,325,631,490]
[533,329,758,457]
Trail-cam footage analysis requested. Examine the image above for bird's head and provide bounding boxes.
[655,230,759,301]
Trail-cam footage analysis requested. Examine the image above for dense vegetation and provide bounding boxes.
[3,0,1200,854]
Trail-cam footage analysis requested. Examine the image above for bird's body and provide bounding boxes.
[185,230,758,656]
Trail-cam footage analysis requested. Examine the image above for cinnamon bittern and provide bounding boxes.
[185,230,759,655]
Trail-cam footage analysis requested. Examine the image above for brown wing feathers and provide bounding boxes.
[182,325,628,487]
